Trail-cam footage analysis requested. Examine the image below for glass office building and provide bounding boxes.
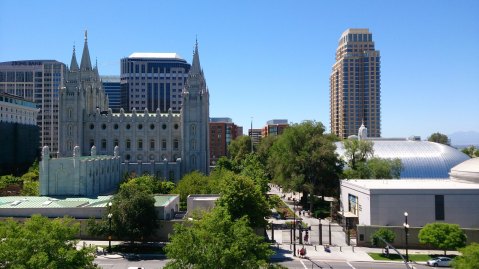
[101,75,121,112]
[120,53,191,113]
[330,29,381,138]
[0,60,66,154]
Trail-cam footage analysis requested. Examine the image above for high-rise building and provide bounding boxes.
[248,128,262,149]
[120,53,191,113]
[262,119,288,137]
[0,93,39,175]
[0,60,66,154]
[101,75,121,112]
[209,118,241,165]
[330,28,381,138]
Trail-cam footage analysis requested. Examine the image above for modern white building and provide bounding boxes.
[340,158,479,228]
[335,124,470,178]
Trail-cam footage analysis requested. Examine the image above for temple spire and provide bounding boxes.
[190,38,201,75]
[70,45,79,71]
[80,30,92,71]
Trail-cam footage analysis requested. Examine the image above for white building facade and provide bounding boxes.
[340,158,479,228]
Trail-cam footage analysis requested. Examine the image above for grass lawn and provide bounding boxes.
[106,243,165,254]
[369,253,433,262]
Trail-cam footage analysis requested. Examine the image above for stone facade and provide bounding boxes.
[40,145,121,196]
[57,32,209,182]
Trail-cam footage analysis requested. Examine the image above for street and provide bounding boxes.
[94,256,434,269]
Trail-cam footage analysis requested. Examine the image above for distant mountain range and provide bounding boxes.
[449,131,479,148]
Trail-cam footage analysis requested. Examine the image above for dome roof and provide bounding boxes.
[335,139,470,178]
[449,158,479,183]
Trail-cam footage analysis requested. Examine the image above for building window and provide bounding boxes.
[126,124,130,130]
[191,124,196,135]
[150,139,155,150]
[150,124,155,130]
[68,108,72,119]
[138,124,143,130]
[174,124,179,130]
[435,195,445,220]
[68,125,72,136]
[162,139,167,150]
[101,139,107,150]
[89,139,94,148]
[114,124,119,129]
[191,139,196,150]
[89,124,94,130]
[114,139,119,147]
[126,139,131,150]
[162,124,167,130]
[348,194,358,216]
[102,124,106,130]
[138,139,143,150]
[125,154,130,161]
[174,139,179,150]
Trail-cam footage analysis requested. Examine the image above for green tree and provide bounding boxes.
[371,228,396,247]
[111,184,158,242]
[268,121,343,210]
[452,243,479,269]
[343,139,374,170]
[171,171,222,210]
[216,173,270,228]
[418,223,467,255]
[428,132,450,145]
[462,146,479,158]
[228,135,253,165]
[366,157,402,179]
[165,207,274,269]
[239,154,270,195]
[121,174,175,194]
[0,215,97,269]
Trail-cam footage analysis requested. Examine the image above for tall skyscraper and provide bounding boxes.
[120,53,190,113]
[330,28,381,138]
[101,75,121,112]
[0,60,66,154]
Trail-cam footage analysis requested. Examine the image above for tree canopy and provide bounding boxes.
[268,121,343,203]
[110,183,158,242]
[428,132,450,145]
[121,174,175,194]
[462,145,479,158]
[371,228,396,247]
[342,140,402,179]
[452,243,479,269]
[228,135,253,165]
[165,207,274,269]
[216,172,270,228]
[418,223,467,255]
[0,215,97,269]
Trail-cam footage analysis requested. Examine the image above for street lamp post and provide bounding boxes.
[293,198,296,256]
[404,212,409,262]
[108,202,113,253]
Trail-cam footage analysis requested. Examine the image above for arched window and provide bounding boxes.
[68,125,73,136]
[191,124,196,135]
[126,139,131,150]
[138,139,143,150]
[101,139,107,150]
[89,139,94,148]
[114,139,119,147]
[68,108,72,119]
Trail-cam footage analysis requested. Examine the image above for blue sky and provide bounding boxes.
[1,0,478,141]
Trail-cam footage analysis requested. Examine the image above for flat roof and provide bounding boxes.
[0,195,178,209]
[128,53,184,60]
[341,179,479,190]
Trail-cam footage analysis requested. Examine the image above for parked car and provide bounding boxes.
[426,256,452,267]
